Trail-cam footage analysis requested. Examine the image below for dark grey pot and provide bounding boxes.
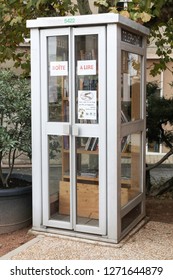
[0,173,32,234]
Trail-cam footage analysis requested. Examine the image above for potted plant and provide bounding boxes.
[0,69,32,234]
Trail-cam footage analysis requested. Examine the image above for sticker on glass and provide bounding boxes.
[77,60,96,75]
[50,61,68,76]
[78,90,97,120]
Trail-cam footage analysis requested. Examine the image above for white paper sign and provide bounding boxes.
[78,90,97,120]
[50,61,68,76]
[77,60,96,75]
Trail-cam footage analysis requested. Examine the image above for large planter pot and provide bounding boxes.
[0,173,32,234]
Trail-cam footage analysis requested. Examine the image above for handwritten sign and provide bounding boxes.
[77,60,96,76]
[50,61,68,76]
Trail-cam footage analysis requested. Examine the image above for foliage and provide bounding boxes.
[0,70,31,188]
[0,0,78,75]
[76,0,92,14]
[94,0,173,76]
[0,1,173,76]
[146,82,173,170]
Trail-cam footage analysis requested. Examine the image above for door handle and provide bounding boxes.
[63,125,79,136]
[63,124,70,135]
[72,125,79,136]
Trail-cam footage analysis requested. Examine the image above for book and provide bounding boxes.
[85,137,93,151]
[80,169,98,178]
[91,138,98,151]
[63,136,69,150]
[80,50,85,60]
[63,78,69,97]
[121,110,128,124]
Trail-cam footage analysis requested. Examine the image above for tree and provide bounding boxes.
[0,0,78,74]
[0,1,173,75]
[147,83,173,166]
[0,69,31,188]
[76,0,92,14]
[146,82,173,194]
[93,0,173,76]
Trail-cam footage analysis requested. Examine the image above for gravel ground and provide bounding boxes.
[1,220,173,260]
[1,166,173,260]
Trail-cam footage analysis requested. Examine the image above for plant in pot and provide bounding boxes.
[0,69,32,234]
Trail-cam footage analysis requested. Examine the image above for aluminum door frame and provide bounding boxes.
[41,26,106,235]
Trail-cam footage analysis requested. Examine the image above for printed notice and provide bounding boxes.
[78,90,97,120]
[50,61,68,76]
[77,60,96,75]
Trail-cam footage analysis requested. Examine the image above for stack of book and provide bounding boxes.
[79,169,98,178]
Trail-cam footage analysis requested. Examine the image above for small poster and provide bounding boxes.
[50,61,68,76]
[78,90,97,120]
[77,60,96,75]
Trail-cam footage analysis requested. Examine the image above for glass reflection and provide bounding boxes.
[75,35,98,124]
[121,51,141,122]
[121,132,141,207]
[76,137,99,227]
[48,36,69,122]
[49,135,70,222]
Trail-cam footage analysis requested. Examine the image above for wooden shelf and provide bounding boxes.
[77,148,98,154]
[121,178,131,185]
[63,175,98,182]
[121,152,131,158]
[63,148,98,154]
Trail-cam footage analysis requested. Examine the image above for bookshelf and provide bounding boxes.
[59,35,99,217]
[48,32,141,218]
[60,135,99,217]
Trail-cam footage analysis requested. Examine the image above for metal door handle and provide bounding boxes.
[63,124,70,135]
[72,125,79,136]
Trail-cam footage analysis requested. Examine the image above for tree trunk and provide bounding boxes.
[151,176,173,196]
[146,147,173,172]
[98,0,116,13]
[77,0,92,14]
[146,164,151,193]
[0,153,6,188]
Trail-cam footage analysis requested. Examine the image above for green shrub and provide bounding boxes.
[0,70,31,188]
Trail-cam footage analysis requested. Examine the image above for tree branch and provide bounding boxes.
[0,152,6,187]
[146,147,173,171]
[77,0,92,14]
[151,176,173,196]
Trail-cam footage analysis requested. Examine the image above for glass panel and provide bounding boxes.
[121,132,141,207]
[75,35,98,124]
[48,36,69,122]
[121,51,141,122]
[121,203,141,231]
[49,135,70,222]
[76,137,99,227]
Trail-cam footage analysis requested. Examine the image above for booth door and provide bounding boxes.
[40,27,106,235]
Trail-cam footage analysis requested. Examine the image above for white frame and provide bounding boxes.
[72,27,106,235]
[41,28,73,230]
[40,27,106,235]
[119,28,147,239]
[30,28,42,230]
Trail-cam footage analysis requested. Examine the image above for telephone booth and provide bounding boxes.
[27,13,149,243]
